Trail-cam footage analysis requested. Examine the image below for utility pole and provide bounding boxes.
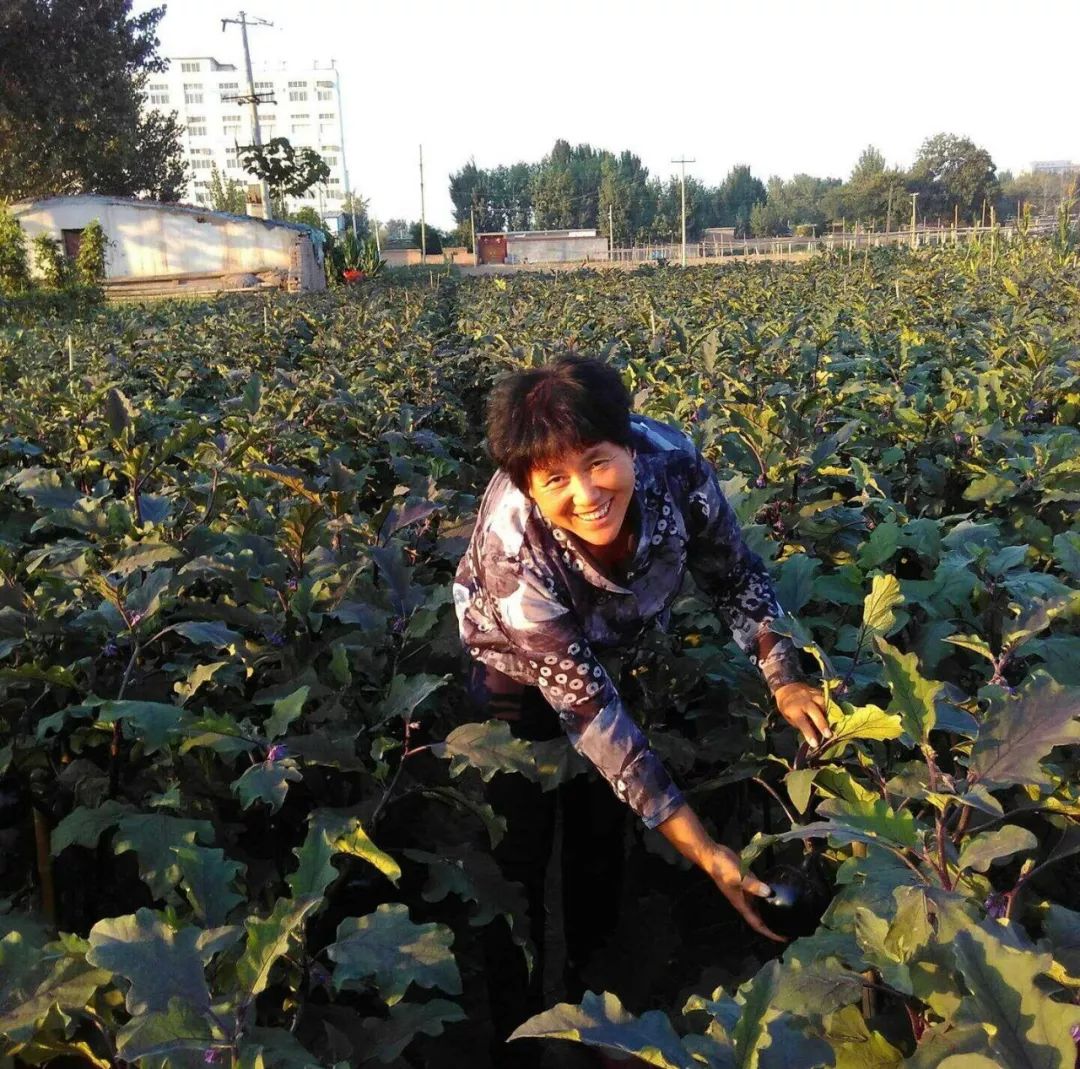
[222,11,274,220]
[909,192,919,249]
[419,144,427,261]
[671,155,696,267]
[608,202,614,260]
[470,206,477,265]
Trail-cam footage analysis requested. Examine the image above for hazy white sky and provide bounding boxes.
[137,0,1079,229]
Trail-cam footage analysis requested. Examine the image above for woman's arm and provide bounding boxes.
[657,802,784,941]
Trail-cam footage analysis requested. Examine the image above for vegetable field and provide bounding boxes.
[1,241,1079,1068]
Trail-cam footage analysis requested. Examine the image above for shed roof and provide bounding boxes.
[10,194,315,235]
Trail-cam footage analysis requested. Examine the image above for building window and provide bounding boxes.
[191,158,214,171]
[184,83,203,105]
[322,144,340,153]
[149,91,169,105]
[323,156,338,168]
[316,79,334,102]
[181,61,202,73]
[186,117,207,137]
[288,79,307,102]
[219,81,239,101]
[291,124,311,140]
[255,80,273,93]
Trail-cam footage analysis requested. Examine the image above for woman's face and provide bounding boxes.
[527,441,636,548]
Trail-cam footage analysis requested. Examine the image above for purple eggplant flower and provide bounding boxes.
[127,611,145,629]
[1070,1023,1080,1045]
[286,578,299,592]
[754,474,767,489]
[202,1050,222,1065]
[267,631,285,648]
[265,743,289,764]
[103,638,120,658]
[984,892,1009,919]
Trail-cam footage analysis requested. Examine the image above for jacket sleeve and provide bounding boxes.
[481,558,685,829]
[680,448,804,693]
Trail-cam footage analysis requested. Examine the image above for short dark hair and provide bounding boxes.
[485,355,633,492]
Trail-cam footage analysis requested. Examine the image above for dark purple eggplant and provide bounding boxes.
[756,850,832,940]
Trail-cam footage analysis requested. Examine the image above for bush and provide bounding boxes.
[31,233,69,288]
[0,285,102,326]
[75,219,107,286]
[0,205,30,294]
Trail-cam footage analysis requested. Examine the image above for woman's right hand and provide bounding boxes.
[657,804,786,943]
[703,843,786,943]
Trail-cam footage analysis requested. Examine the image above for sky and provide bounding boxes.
[135,0,1079,230]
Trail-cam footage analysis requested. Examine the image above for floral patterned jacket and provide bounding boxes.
[453,414,803,828]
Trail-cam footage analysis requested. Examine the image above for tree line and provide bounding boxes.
[446,137,1075,246]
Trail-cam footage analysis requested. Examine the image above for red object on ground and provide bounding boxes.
[343,269,365,284]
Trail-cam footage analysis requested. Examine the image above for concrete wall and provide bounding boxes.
[13,198,302,281]
[383,247,475,267]
[505,236,609,264]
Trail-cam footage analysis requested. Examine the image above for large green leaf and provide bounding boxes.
[287,811,400,899]
[235,896,322,1002]
[51,799,133,855]
[360,999,466,1064]
[86,909,210,1015]
[1042,904,1080,975]
[0,926,111,1046]
[967,672,1080,791]
[111,813,215,899]
[820,700,903,754]
[861,574,904,637]
[97,699,189,754]
[873,636,940,744]
[232,756,303,812]
[510,990,696,1068]
[956,825,1038,874]
[114,997,216,1064]
[822,1004,903,1069]
[176,845,245,927]
[953,923,1080,1069]
[430,719,538,782]
[378,672,449,723]
[816,797,920,850]
[263,686,310,739]
[327,903,461,1006]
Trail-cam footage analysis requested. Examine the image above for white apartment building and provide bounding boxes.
[145,56,349,222]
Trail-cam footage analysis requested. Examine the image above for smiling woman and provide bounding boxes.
[454,355,831,1065]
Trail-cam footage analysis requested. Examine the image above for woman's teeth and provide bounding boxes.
[579,500,612,521]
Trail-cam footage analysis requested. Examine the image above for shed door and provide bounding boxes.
[478,234,506,265]
[62,229,83,260]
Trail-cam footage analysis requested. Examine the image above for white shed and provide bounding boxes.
[10,195,325,295]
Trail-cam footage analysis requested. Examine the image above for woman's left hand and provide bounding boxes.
[773,682,831,748]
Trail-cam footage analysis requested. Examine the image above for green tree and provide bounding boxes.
[240,138,331,214]
[30,234,68,287]
[409,222,444,254]
[339,192,371,238]
[717,165,766,237]
[207,165,246,214]
[0,207,30,293]
[75,219,108,286]
[0,0,187,201]
[909,133,998,224]
[840,147,906,230]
